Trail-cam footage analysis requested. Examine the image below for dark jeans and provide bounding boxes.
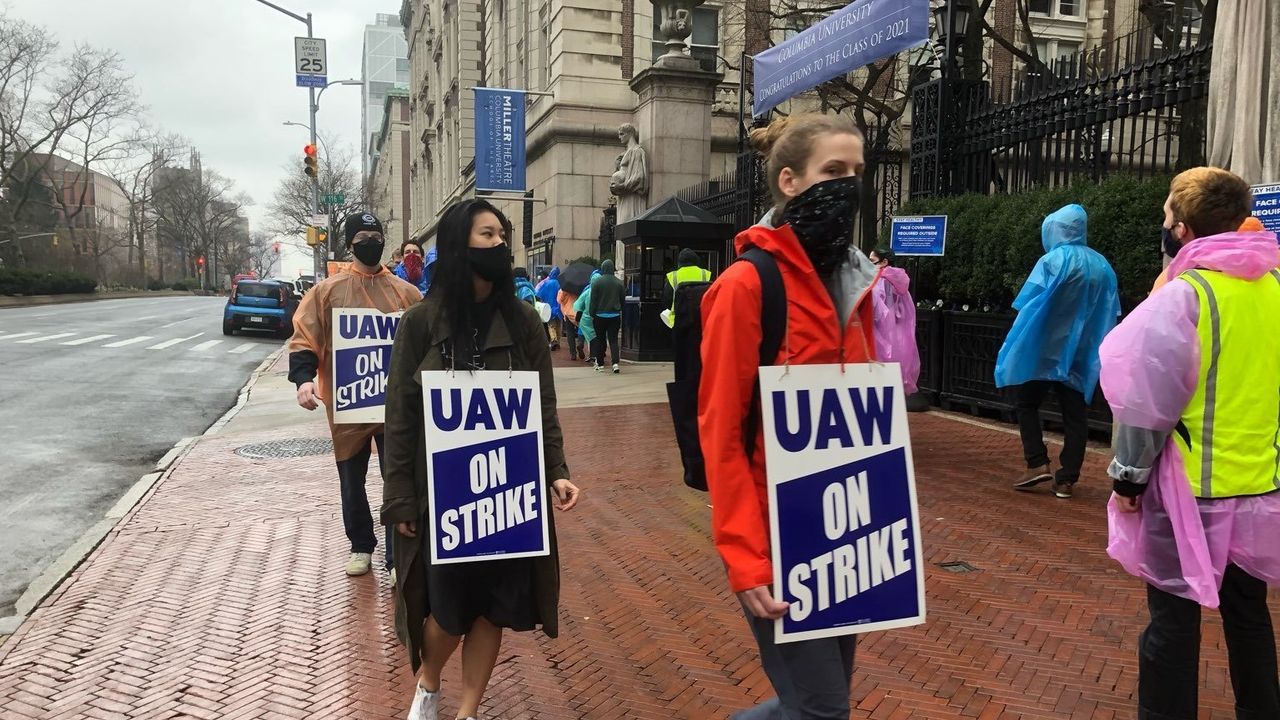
[592,315,621,366]
[1015,381,1087,483]
[1139,564,1280,719]
[336,434,392,567]
[734,608,856,719]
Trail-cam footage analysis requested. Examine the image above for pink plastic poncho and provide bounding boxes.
[871,266,920,395]
[1100,230,1280,608]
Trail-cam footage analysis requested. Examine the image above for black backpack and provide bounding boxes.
[666,248,787,491]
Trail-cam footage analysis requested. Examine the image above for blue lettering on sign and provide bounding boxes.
[775,448,918,634]
[430,387,535,432]
[432,432,545,560]
[338,313,399,340]
[772,387,896,453]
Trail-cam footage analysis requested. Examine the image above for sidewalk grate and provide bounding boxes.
[936,560,979,573]
[234,437,332,459]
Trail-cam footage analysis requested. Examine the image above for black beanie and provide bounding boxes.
[344,212,384,245]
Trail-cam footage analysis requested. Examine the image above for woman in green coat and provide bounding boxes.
[382,198,581,720]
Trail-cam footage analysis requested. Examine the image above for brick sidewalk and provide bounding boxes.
[0,359,1273,718]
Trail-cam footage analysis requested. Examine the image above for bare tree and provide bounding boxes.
[246,231,279,280]
[103,130,186,282]
[153,166,249,284]
[266,136,367,261]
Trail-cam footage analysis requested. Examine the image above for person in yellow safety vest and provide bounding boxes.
[661,249,712,328]
[1098,166,1280,720]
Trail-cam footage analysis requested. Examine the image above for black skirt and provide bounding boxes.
[420,544,543,636]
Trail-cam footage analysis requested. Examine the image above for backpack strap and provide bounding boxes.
[738,247,787,366]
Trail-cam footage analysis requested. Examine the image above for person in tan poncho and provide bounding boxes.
[287,212,422,577]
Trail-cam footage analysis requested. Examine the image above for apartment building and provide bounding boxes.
[370,88,415,250]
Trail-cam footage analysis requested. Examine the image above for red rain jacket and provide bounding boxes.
[698,221,880,593]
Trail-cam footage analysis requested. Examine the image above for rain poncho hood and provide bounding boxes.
[514,275,537,303]
[994,204,1120,402]
[287,264,422,460]
[536,266,562,319]
[1100,229,1280,607]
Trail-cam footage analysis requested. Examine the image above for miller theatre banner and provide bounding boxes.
[331,308,403,424]
[760,363,926,643]
[421,370,550,565]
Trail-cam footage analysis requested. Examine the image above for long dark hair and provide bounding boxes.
[429,198,526,364]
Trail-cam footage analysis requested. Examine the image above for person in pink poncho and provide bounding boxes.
[869,248,919,394]
[1099,167,1280,719]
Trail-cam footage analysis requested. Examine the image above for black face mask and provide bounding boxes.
[351,239,385,267]
[469,245,513,282]
[1161,225,1183,259]
[782,176,861,276]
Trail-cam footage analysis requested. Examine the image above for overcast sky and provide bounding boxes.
[12,0,388,271]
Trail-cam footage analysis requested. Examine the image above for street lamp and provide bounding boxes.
[934,0,974,77]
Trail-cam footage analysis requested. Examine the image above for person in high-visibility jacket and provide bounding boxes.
[661,249,712,328]
[1100,166,1280,720]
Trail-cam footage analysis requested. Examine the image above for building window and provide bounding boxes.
[1030,0,1080,17]
[538,5,550,90]
[651,5,719,72]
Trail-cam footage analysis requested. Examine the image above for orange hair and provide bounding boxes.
[1168,167,1251,238]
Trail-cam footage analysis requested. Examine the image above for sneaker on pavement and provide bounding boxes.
[1012,465,1052,491]
[345,552,372,576]
[1052,480,1074,499]
[594,363,603,373]
[390,568,397,586]
[612,363,620,374]
[406,684,439,720]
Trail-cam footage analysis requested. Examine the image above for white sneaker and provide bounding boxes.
[612,363,620,374]
[345,552,372,576]
[407,684,438,720]
[390,568,397,586]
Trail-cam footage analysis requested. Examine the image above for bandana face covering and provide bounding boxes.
[782,175,862,276]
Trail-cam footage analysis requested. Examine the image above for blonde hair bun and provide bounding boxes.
[749,116,793,157]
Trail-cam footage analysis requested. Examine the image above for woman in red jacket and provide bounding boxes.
[699,112,892,719]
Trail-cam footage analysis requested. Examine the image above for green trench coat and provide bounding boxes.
[381,296,570,673]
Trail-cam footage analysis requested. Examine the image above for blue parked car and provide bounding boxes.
[223,280,296,339]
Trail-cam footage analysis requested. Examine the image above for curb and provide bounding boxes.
[0,348,284,636]
[0,290,196,309]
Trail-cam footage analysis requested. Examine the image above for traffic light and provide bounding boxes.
[197,255,205,268]
[305,227,328,247]
[303,144,318,178]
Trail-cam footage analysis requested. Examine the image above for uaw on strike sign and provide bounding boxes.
[760,363,926,643]
[422,371,549,564]
[332,309,403,424]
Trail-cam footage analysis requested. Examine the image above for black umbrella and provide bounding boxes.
[557,262,596,296]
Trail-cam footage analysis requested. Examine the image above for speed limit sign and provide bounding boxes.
[294,37,327,88]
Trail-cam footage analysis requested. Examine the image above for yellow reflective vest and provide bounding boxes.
[1173,269,1280,498]
[666,266,712,309]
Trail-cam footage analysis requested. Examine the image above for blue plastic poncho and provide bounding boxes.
[993,204,1120,402]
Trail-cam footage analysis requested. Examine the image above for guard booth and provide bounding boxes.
[616,197,733,362]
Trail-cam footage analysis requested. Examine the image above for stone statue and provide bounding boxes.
[653,0,704,59]
[610,123,648,224]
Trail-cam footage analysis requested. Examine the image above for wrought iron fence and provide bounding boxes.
[955,18,1211,194]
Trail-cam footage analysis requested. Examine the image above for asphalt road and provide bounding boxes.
[0,296,280,616]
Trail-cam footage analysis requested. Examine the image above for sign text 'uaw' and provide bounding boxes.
[760,363,926,644]
[331,309,402,424]
[422,370,549,564]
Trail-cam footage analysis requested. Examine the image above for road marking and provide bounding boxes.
[16,332,76,344]
[62,334,116,346]
[147,332,204,350]
[159,317,194,329]
[190,339,223,352]
[0,332,38,341]
[228,343,255,354]
[102,336,153,348]
[134,315,159,322]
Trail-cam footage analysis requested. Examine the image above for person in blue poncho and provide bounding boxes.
[392,240,436,296]
[995,203,1119,499]
[513,266,538,304]
[536,266,563,350]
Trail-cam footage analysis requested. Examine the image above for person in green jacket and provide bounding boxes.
[587,259,625,373]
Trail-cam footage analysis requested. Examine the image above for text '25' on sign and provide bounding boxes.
[331,309,402,424]
[422,370,549,565]
[760,363,926,644]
